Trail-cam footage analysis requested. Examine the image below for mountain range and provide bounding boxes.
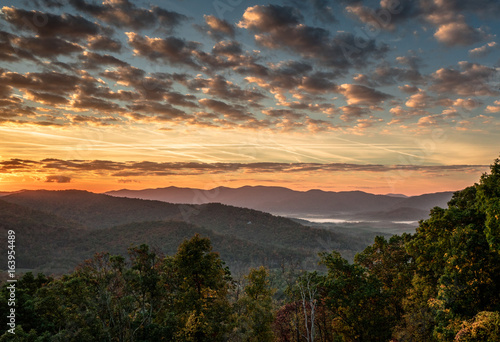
[0,189,394,276]
[0,186,456,276]
[106,186,455,221]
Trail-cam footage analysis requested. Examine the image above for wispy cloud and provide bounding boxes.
[0,158,489,177]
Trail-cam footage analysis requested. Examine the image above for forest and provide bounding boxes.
[1,157,500,341]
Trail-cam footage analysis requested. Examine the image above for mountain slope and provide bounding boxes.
[388,191,454,211]
[1,190,390,274]
[0,199,310,274]
[0,190,394,273]
[77,220,312,273]
[0,199,88,273]
[2,190,360,252]
[3,190,182,229]
[106,186,454,219]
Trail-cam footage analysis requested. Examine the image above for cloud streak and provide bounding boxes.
[0,158,489,178]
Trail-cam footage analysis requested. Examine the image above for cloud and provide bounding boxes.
[0,69,136,125]
[198,98,252,121]
[69,115,120,126]
[367,54,424,86]
[23,90,68,105]
[0,69,139,120]
[28,0,65,8]
[469,42,498,58]
[202,15,235,38]
[351,116,384,132]
[211,40,243,56]
[434,19,489,46]
[417,115,441,127]
[12,36,83,58]
[45,175,71,183]
[389,105,429,123]
[80,51,129,69]
[339,105,369,122]
[185,75,265,102]
[1,6,102,40]
[163,92,199,108]
[0,84,13,98]
[485,103,500,113]
[0,31,17,61]
[86,35,122,52]
[243,60,314,93]
[430,62,499,96]
[405,89,434,109]
[262,108,305,121]
[126,101,189,121]
[238,5,388,69]
[452,98,480,110]
[399,85,419,94]
[0,70,81,95]
[0,30,42,62]
[68,0,187,32]
[0,158,489,177]
[309,0,337,23]
[344,2,413,31]
[344,0,497,46]
[286,0,337,24]
[101,65,174,100]
[299,72,339,93]
[238,5,302,31]
[339,84,392,106]
[70,94,124,114]
[117,179,141,184]
[126,32,201,68]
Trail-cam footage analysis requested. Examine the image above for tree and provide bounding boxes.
[0,272,53,336]
[173,234,233,341]
[294,272,321,342]
[355,234,413,324]
[401,156,500,340]
[233,266,275,342]
[319,251,394,342]
[454,311,500,342]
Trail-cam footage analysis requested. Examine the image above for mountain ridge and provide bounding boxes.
[0,190,392,275]
[105,185,454,220]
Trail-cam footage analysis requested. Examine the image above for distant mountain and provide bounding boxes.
[388,192,454,211]
[106,186,454,221]
[1,190,388,275]
[384,193,409,198]
[355,207,429,221]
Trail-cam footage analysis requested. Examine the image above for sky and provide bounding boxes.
[0,0,499,195]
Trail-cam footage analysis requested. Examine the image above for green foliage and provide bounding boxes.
[320,251,394,342]
[404,157,500,340]
[477,158,500,253]
[355,234,413,323]
[232,267,275,342]
[172,234,233,341]
[0,235,238,341]
[0,273,54,342]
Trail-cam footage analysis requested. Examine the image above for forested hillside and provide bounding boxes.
[1,191,381,275]
[1,157,500,341]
